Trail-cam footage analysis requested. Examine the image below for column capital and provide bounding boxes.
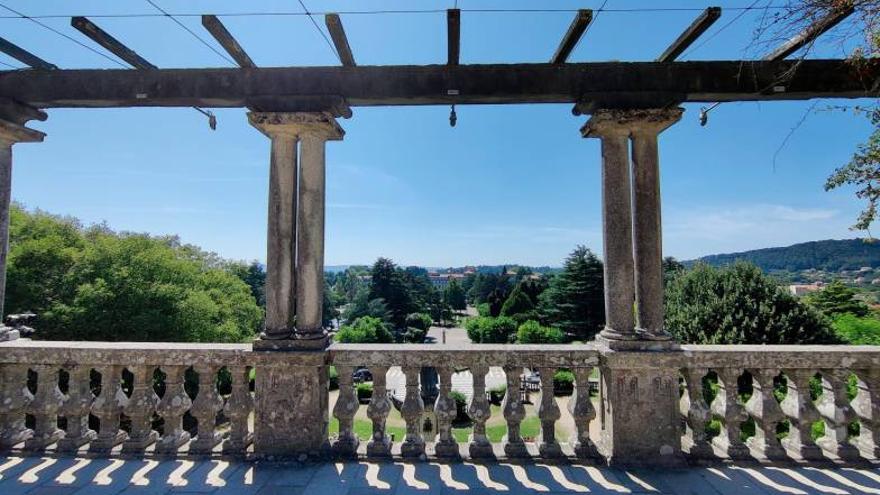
[0,119,45,145]
[581,107,684,138]
[247,111,344,140]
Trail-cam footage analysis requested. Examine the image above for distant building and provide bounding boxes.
[788,283,823,297]
[427,272,466,290]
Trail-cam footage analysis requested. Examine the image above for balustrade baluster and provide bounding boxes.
[744,368,785,459]
[24,365,65,450]
[537,366,562,458]
[366,365,392,458]
[853,368,880,458]
[434,366,459,459]
[816,369,860,460]
[0,364,33,449]
[155,365,192,455]
[680,367,712,458]
[400,366,425,458]
[780,369,822,460]
[58,364,96,452]
[711,368,748,459]
[468,364,493,459]
[189,364,222,455]
[122,365,159,453]
[332,365,359,458]
[223,365,254,455]
[569,367,598,459]
[502,365,528,458]
[89,365,128,453]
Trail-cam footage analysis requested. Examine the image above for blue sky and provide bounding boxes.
[2,0,874,267]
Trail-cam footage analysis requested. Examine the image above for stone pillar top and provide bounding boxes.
[247,111,344,140]
[0,119,45,145]
[581,107,684,138]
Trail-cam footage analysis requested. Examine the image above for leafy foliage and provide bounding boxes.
[335,316,394,343]
[833,313,880,345]
[665,262,838,344]
[539,245,605,340]
[500,286,535,319]
[516,320,566,344]
[443,279,467,311]
[6,206,263,342]
[369,258,415,329]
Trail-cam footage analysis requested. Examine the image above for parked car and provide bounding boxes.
[352,368,373,383]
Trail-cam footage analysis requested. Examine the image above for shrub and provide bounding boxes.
[356,382,373,403]
[406,313,433,331]
[465,316,518,343]
[833,313,880,345]
[516,320,566,344]
[402,326,428,343]
[476,303,491,317]
[488,384,507,405]
[336,316,394,343]
[553,369,575,395]
[329,366,339,391]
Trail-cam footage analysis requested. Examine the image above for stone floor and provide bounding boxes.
[4,455,880,494]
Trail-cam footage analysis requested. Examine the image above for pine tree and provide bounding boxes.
[500,285,535,318]
[539,245,605,340]
[368,257,413,329]
[803,281,870,317]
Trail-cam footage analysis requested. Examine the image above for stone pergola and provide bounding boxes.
[0,6,877,465]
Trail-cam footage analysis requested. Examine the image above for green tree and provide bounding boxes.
[225,261,266,307]
[444,279,467,311]
[342,287,390,323]
[665,262,838,345]
[804,281,870,317]
[833,313,880,345]
[464,316,517,344]
[369,258,415,329]
[539,245,605,340]
[335,316,394,343]
[500,286,535,318]
[6,206,263,343]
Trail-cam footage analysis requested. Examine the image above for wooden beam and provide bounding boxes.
[71,16,156,69]
[325,14,355,67]
[656,7,721,62]
[0,37,57,70]
[447,9,460,66]
[764,5,855,61]
[0,60,874,109]
[550,9,593,64]
[201,15,256,69]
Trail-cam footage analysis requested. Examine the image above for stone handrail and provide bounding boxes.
[2,340,880,465]
[329,343,600,460]
[673,344,880,463]
[0,340,259,456]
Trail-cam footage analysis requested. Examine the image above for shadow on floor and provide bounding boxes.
[2,454,880,494]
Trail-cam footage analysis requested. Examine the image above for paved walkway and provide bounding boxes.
[3,454,880,494]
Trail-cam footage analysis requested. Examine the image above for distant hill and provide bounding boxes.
[693,239,880,272]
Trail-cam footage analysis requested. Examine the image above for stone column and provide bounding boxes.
[0,120,44,341]
[248,113,299,342]
[581,112,636,341]
[248,112,343,459]
[295,122,343,347]
[630,108,682,340]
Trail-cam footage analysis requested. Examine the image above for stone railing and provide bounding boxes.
[674,345,880,463]
[329,343,600,460]
[1,340,880,466]
[0,341,256,457]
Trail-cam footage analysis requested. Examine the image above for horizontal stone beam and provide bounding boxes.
[0,59,875,110]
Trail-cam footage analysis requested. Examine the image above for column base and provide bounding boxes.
[222,433,254,455]
[253,333,329,351]
[189,433,222,455]
[781,437,824,461]
[122,430,159,453]
[817,437,862,461]
[635,328,673,341]
[502,437,530,459]
[89,430,127,454]
[155,432,190,455]
[469,438,495,460]
[598,327,638,341]
[23,428,64,451]
[0,426,32,450]
[332,436,360,459]
[400,438,425,458]
[366,437,392,458]
[434,440,461,459]
[0,327,19,342]
[57,430,97,452]
[594,334,680,351]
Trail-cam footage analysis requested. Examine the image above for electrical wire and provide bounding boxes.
[297,0,341,63]
[681,0,764,59]
[143,0,236,66]
[0,5,790,20]
[0,2,127,67]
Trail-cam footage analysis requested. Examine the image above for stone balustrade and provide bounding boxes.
[0,340,256,457]
[674,345,880,463]
[330,343,600,460]
[2,340,880,466]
